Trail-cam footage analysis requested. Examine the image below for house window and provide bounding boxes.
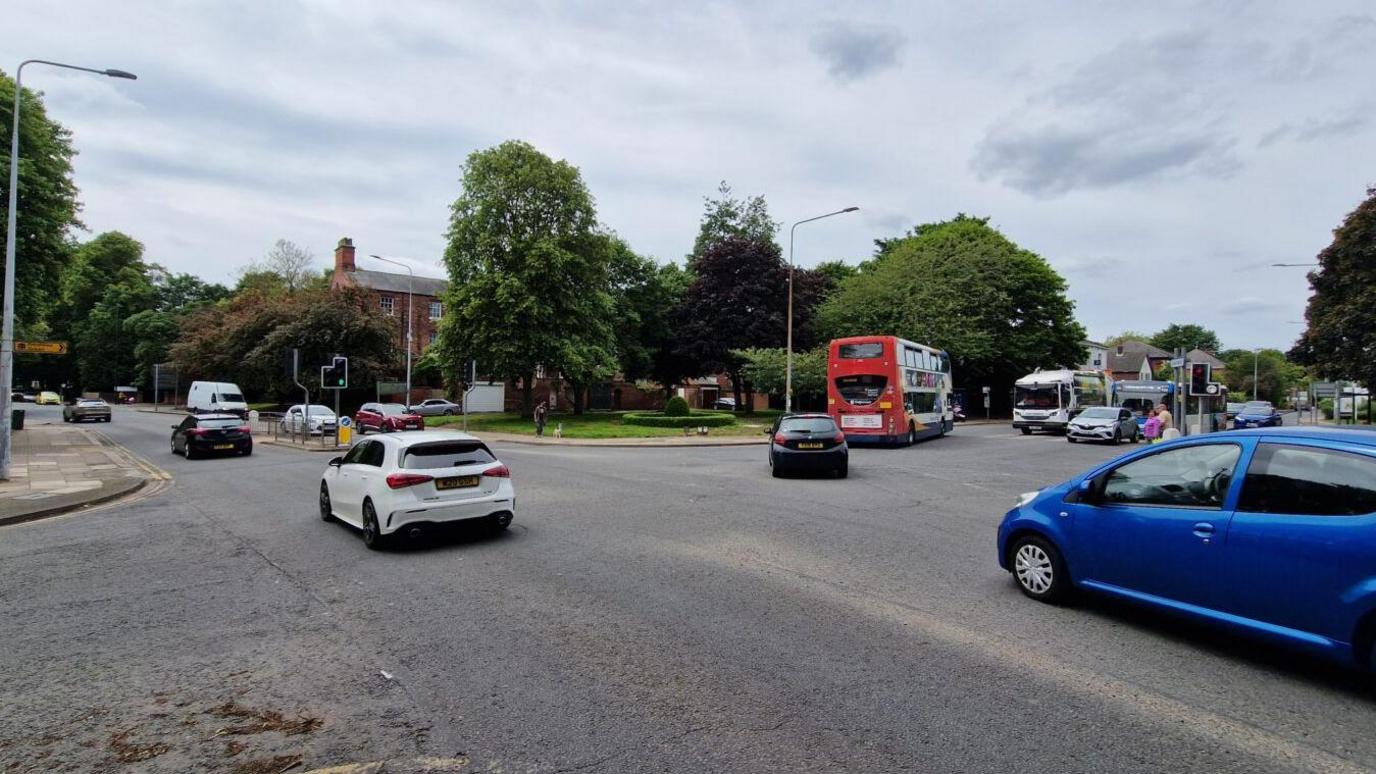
[380,296,394,316]
[428,331,437,346]
[429,301,443,320]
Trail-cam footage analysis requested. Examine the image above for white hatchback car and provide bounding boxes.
[319,431,515,549]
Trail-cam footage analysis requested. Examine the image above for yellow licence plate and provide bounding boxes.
[798,442,824,450]
[435,475,480,490]
[213,444,234,450]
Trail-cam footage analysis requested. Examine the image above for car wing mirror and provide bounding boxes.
[328,456,343,467]
[170,425,179,430]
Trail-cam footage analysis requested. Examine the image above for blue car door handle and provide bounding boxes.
[1192,522,1215,537]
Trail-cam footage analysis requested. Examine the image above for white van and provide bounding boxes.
[186,381,248,417]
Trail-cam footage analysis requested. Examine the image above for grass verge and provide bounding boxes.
[425,411,772,438]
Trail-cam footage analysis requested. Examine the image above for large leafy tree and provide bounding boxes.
[437,140,617,416]
[818,216,1086,414]
[60,233,156,390]
[607,238,685,387]
[169,287,396,400]
[1150,323,1221,354]
[1,70,81,330]
[1292,187,1376,389]
[688,181,778,264]
[1102,331,1153,346]
[674,235,828,408]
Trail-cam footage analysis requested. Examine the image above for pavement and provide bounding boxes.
[4,403,1376,773]
[0,415,161,526]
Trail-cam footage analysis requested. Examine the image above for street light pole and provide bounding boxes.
[368,254,414,407]
[1,59,136,480]
[1252,348,1259,401]
[785,206,858,413]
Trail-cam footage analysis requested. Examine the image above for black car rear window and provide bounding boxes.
[197,418,243,429]
[779,417,838,433]
[402,441,496,470]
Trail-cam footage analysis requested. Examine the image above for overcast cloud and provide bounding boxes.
[3,1,1373,351]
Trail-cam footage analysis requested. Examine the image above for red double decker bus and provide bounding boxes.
[827,335,955,446]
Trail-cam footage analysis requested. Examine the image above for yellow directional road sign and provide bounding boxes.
[14,340,68,355]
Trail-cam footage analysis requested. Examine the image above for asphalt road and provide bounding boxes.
[3,405,1374,773]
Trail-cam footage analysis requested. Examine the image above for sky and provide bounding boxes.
[3,1,1373,352]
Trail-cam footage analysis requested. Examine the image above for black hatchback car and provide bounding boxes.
[171,413,253,458]
[768,414,848,478]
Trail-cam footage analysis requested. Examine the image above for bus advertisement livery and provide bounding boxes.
[827,336,954,446]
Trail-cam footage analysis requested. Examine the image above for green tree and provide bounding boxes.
[1,69,82,329]
[437,140,617,416]
[818,217,1086,414]
[689,181,778,264]
[735,347,827,399]
[675,236,828,410]
[1219,348,1305,405]
[607,238,683,386]
[1150,323,1221,354]
[1292,187,1376,390]
[1102,331,1153,347]
[75,276,156,389]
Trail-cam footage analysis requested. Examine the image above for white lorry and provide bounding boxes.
[1011,369,1110,435]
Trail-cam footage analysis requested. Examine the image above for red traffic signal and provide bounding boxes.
[1189,363,1211,396]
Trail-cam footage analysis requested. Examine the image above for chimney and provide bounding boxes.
[334,237,356,273]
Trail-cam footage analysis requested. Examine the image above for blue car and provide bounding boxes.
[997,427,1376,669]
[1233,400,1282,429]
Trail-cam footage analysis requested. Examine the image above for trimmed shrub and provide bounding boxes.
[623,411,736,428]
[664,396,690,417]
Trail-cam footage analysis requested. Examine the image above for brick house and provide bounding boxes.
[330,238,448,363]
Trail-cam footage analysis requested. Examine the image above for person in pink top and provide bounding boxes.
[1143,406,1163,443]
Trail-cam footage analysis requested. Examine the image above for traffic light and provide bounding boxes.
[1189,363,1211,396]
[320,356,348,389]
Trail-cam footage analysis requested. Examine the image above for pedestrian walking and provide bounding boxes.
[534,401,547,437]
[1143,407,1162,444]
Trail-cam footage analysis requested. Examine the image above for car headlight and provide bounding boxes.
[1015,490,1040,508]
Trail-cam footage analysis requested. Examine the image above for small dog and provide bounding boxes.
[552,423,563,439]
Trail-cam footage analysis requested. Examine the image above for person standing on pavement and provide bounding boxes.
[1156,402,1174,441]
[535,401,547,437]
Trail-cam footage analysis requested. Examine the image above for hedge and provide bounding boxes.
[664,395,690,417]
[622,411,737,428]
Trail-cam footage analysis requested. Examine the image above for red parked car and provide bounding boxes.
[355,402,425,433]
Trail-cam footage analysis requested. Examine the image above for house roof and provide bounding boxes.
[346,269,448,298]
[1105,340,1170,374]
[1187,348,1226,368]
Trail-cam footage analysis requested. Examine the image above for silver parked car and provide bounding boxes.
[280,404,338,435]
[63,398,112,423]
[1066,406,1138,444]
[409,398,461,417]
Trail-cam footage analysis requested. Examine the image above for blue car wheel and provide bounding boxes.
[1010,534,1070,603]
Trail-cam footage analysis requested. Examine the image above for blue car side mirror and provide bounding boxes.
[1078,479,1094,494]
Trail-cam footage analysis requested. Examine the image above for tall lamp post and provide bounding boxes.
[2,60,136,480]
[367,254,414,407]
[785,206,858,413]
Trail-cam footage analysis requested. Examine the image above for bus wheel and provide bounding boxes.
[907,424,917,446]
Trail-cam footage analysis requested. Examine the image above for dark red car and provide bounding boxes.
[355,402,424,433]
